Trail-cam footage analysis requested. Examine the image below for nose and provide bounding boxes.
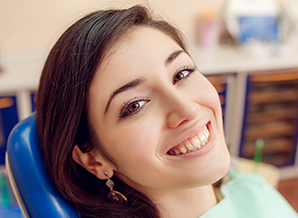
[165,90,200,128]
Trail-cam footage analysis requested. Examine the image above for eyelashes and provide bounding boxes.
[173,66,196,85]
[119,98,150,119]
[118,66,196,119]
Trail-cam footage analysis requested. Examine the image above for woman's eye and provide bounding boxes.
[173,68,195,84]
[119,99,149,119]
[127,101,143,113]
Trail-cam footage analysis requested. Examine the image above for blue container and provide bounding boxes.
[238,16,279,43]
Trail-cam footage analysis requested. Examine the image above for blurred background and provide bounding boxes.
[0,0,233,51]
[0,0,298,216]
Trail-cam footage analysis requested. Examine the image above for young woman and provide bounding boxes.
[36,5,297,218]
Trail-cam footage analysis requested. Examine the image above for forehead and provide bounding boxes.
[94,27,182,83]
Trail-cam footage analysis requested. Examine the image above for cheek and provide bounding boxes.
[191,76,222,117]
[98,118,162,167]
[207,87,223,118]
[103,123,165,186]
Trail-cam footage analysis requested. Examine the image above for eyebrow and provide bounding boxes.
[105,78,145,113]
[165,50,184,66]
[105,50,185,113]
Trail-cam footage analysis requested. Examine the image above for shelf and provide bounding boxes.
[240,69,298,167]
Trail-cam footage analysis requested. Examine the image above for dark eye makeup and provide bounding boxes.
[118,65,196,119]
[173,66,196,85]
[118,98,150,119]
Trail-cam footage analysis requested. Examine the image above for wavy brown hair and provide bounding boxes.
[36,5,187,218]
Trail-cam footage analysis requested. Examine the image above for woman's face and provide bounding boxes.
[88,27,230,196]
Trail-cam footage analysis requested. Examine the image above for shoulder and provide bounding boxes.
[220,172,298,218]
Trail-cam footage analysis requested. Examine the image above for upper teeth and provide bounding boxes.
[168,126,210,155]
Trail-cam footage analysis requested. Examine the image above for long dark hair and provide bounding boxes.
[36,5,187,218]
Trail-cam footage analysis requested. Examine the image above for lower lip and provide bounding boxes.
[167,122,215,158]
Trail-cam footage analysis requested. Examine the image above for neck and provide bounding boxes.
[150,185,217,218]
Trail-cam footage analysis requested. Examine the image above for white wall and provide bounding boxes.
[0,0,227,51]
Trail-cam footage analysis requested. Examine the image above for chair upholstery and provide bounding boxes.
[5,113,79,218]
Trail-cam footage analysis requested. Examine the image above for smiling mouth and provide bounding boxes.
[167,124,210,155]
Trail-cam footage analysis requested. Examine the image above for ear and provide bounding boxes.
[72,145,114,180]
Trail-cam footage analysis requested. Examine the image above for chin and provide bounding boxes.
[213,151,231,184]
[216,155,231,182]
[203,147,231,186]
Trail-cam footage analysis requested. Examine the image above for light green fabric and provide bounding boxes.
[200,173,298,218]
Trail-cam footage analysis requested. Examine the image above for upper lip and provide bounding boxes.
[164,119,210,154]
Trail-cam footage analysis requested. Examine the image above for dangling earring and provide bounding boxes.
[104,171,127,205]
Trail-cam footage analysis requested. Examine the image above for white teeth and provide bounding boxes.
[198,132,208,144]
[191,137,201,149]
[185,140,194,151]
[169,125,210,155]
[178,146,188,154]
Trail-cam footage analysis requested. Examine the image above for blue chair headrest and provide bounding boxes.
[6,113,79,218]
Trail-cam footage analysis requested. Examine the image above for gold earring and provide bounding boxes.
[104,171,127,205]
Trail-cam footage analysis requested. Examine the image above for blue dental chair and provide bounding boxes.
[5,113,79,218]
